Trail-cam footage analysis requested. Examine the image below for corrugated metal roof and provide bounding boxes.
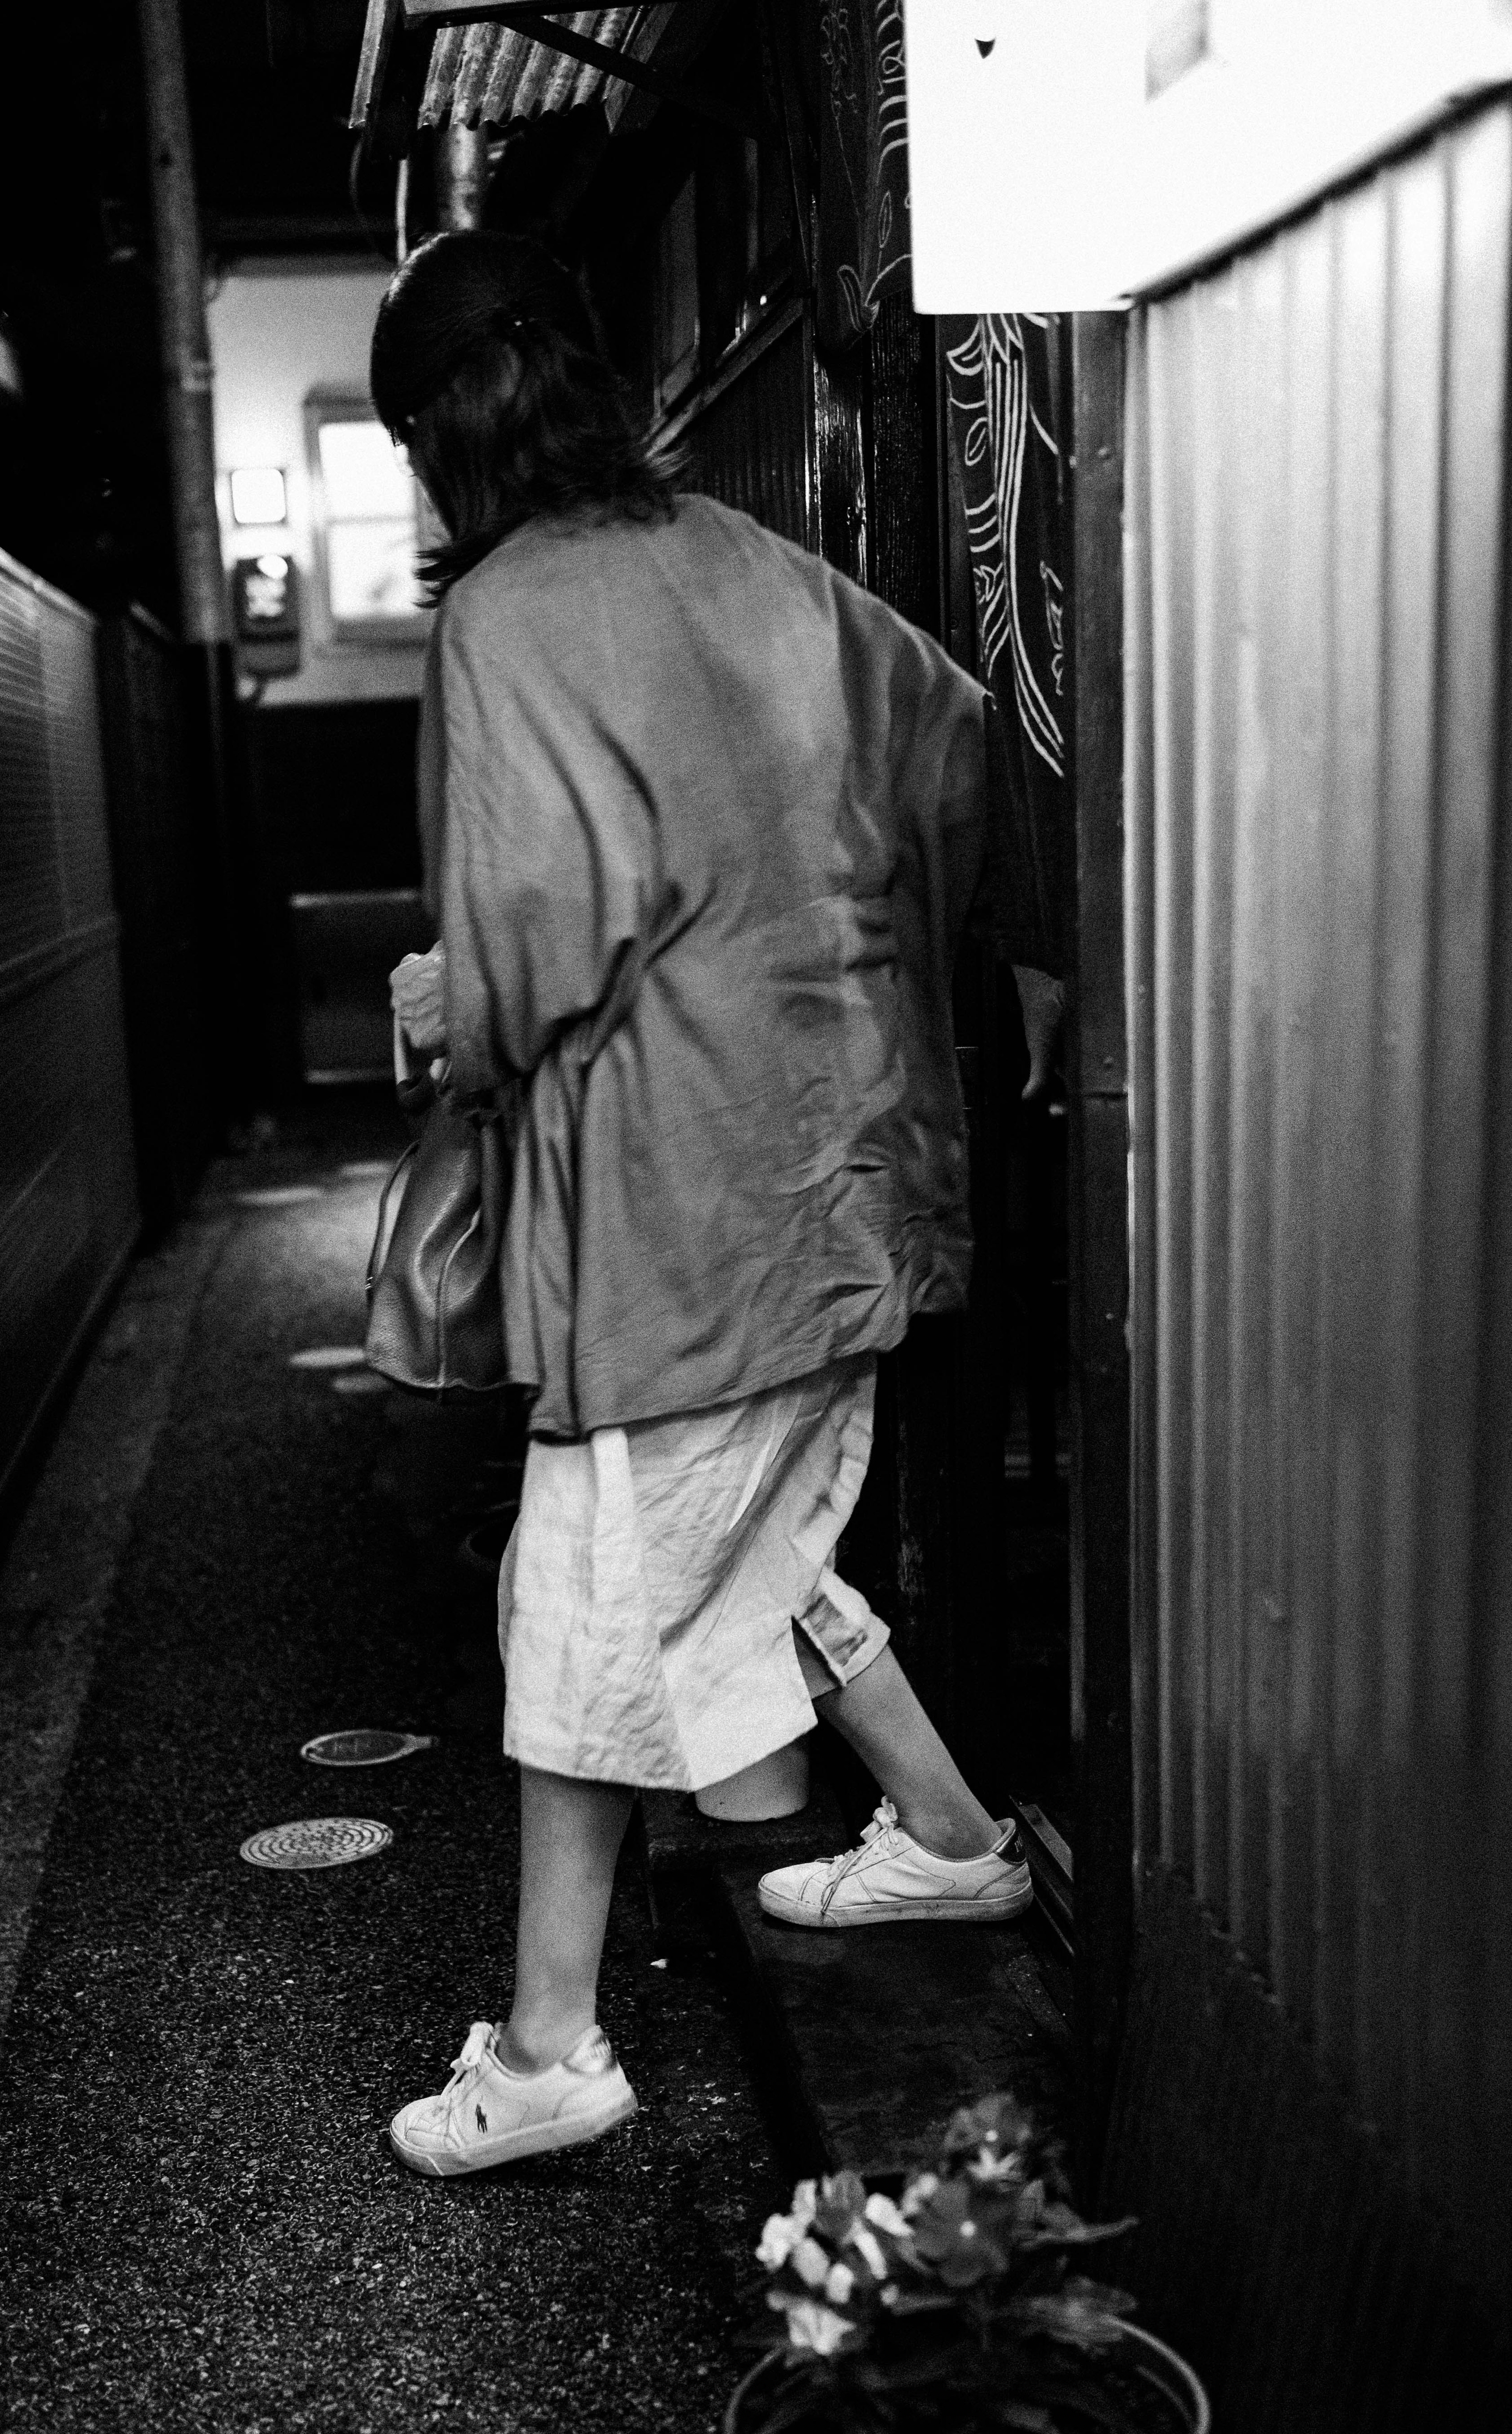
[418,7,676,133]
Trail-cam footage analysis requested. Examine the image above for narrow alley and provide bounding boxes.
[4,4,1512,2430]
[0,1103,786,2430]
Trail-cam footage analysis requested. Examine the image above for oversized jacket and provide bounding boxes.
[418,493,992,1439]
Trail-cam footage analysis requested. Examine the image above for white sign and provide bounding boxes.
[904,0,1512,311]
[905,0,1145,311]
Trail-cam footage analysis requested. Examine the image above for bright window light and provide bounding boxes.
[326,522,426,622]
[317,421,413,521]
[308,404,427,634]
[229,465,287,525]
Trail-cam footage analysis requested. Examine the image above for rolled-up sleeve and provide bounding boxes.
[434,596,651,1099]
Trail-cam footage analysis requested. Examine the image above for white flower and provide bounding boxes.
[785,2299,852,2356]
[848,2225,889,2280]
[756,2213,801,2271]
[863,2193,912,2239]
[967,2146,1023,2186]
[789,2178,818,2231]
[824,2262,855,2306]
[792,2236,831,2289]
[901,2171,939,2217]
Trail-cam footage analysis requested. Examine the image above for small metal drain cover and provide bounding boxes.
[301,1730,435,1767]
[339,1160,395,1181]
[333,1370,388,1397]
[289,1345,368,1372]
[236,1186,325,1208]
[240,1818,393,1869]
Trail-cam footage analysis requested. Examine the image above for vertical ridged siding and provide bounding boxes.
[1126,99,1512,2290]
[0,554,137,1495]
[676,308,816,552]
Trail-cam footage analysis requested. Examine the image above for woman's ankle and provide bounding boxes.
[895,1802,999,1861]
[497,2012,595,2075]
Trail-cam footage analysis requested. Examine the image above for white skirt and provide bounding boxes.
[497,1355,889,1790]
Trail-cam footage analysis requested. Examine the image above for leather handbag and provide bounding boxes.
[364,1021,511,1399]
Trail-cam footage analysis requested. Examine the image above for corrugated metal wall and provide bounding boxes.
[0,554,138,1500]
[1125,96,1512,2299]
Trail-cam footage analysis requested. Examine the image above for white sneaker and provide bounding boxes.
[389,2021,637,2177]
[757,1799,1034,1928]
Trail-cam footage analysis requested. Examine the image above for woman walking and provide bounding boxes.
[376,232,1033,2179]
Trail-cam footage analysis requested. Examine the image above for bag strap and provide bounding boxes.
[435,1203,485,1388]
[393,1009,450,1116]
[366,1139,418,1305]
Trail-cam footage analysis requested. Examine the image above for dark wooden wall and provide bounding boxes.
[673,285,1019,1808]
[98,607,217,1233]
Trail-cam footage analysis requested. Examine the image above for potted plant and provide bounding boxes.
[726,2095,1208,2434]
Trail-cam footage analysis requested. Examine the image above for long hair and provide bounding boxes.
[371,231,680,592]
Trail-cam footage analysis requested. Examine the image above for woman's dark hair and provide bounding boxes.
[371,230,679,591]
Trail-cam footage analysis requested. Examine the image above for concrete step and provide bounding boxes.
[639,1775,850,1888]
[714,1863,1074,2180]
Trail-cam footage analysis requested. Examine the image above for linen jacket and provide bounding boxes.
[419,494,991,1439]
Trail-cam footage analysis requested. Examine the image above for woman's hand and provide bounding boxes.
[391,944,448,1058]
[1012,965,1065,1101]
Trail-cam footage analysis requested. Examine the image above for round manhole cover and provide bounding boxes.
[240,1818,393,1870]
[301,1730,435,1767]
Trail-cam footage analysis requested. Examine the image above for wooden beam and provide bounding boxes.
[1063,309,1133,2205]
[760,0,814,292]
[348,0,403,130]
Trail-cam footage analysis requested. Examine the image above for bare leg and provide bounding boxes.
[816,1646,999,1860]
[498,1766,634,2074]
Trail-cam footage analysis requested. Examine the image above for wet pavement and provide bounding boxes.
[0,1097,787,2432]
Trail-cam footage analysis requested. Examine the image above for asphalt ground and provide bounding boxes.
[0,1097,788,2433]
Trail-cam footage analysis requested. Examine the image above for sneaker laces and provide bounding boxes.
[819,1799,899,1918]
[434,2019,498,2117]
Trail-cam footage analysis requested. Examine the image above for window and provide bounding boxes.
[654,180,700,417]
[305,393,432,645]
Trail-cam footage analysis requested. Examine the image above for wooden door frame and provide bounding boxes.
[1064,311,1135,2193]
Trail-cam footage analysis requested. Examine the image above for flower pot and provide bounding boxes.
[724,2319,1210,2434]
[695,1738,810,1821]
[1112,2322,1210,2434]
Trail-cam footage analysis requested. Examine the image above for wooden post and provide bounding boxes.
[437,123,491,230]
[135,0,230,648]
[1064,311,1134,2198]
[136,0,255,1116]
